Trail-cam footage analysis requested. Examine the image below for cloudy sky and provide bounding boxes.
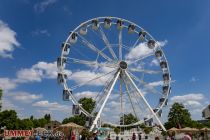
[0,0,210,123]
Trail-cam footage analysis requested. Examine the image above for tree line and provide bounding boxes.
[1,93,210,131]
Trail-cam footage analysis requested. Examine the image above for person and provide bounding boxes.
[132,133,136,140]
[182,133,191,140]
[166,135,171,140]
[199,132,205,140]
[155,137,159,140]
[35,135,40,140]
[138,133,141,140]
[93,133,98,140]
[107,134,111,140]
[71,131,76,140]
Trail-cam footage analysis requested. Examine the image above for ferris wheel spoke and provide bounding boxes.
[129,68,161,74]
[67,57,117,68]
[91,75,116,115]
[123,75,146,117]
[90,70,120,131]
[71,70,116,90]
[131,38,140,49]
[127,71,162,95]
[122,77,138,120]
[98,26,118,60]
[124,70,166,131]
[119,30,123,60]
[119,77,124,122]
[77,33,113,62]
[127,53,154,66]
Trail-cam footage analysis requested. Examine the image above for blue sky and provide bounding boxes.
[0,0,210,123]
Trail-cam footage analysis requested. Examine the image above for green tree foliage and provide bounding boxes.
[143,127,153,134]
[114,127,120,135]
[0,110,51,129]
[62,115,86,126]
[78,97,96,113]
[32,118,48,128]
[0,89,2,111]
[18,119,34,130]
[121,113,138,125]
[62,97,95,126]
[165,103,192,129]
[0,110,18,129]
[0,89,2,100]
[44,114,51,122]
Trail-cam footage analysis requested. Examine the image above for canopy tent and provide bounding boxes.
[54,122,84,133]
[167,127,179,132]
[180,127,198,132]
[200,127,210,131]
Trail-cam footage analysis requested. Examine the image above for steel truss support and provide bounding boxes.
[124,71,166,131]
[90,70,120,131]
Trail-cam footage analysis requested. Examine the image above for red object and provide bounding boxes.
[4,130,33,137]
[71,131,76,140]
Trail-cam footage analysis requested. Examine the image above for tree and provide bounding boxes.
[78,97,95,113]
[44,114,51,122]
[18,119,34,130]
[0,89,2,111]
[165,103,192,129]
[62,97,96,126]
[0,110,18,129]
[143,127,153,134]
[0,89,2,100]
[121,113,138,125]
[114,127,120,135]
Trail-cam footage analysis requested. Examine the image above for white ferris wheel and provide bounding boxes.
[57,17,171,131]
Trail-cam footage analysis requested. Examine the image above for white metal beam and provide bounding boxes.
[119,30,122,60]
[78,34,113,62]
[99,26,118,60]
[124,71,166,131]
[90,70,120,131]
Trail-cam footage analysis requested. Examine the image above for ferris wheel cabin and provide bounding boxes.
[139,31,147,41]
[116,19,123,30]
[104,18,112,28]
[92,19,99,30]
[147,39,156,49]
[128,24,135,34]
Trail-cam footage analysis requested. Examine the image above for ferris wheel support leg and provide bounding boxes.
[90,71,120,131]
[124,71,166,131]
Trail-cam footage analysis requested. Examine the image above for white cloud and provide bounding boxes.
[70,70,111,86]
[16,61,70,83]
[0,20,20,58]
[170,93,204,102]
[157,40,168,47]
[34,0,57,13]
[16,68,42,82]
[32,29,50,36]
[150,59,159,66]
[125,40,167,61]
[0,78,17,91]
[147,81,163,87]
[32,100,69,111]
[32,61,58,79]
[2,97,24,111]
[6,91,42,103]
[75,91,98,99]
[125,42,153,60]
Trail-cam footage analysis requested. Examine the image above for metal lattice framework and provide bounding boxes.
[57,17,171,131]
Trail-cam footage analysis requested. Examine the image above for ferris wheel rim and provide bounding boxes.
[58,16,171,128]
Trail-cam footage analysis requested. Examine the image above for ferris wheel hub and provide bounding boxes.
[119,61,128,70]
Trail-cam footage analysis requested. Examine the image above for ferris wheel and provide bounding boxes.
[57,17,171,131]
